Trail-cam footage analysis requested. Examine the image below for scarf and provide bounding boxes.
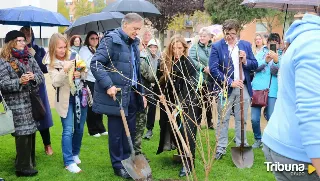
[88,46,96,54]
[11,47,29,65]
[71,46,81,53]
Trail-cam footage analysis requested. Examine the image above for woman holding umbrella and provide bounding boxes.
[0,30,44,176]
[20,26,54,155]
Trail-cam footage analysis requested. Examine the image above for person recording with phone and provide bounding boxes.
[250,33,282,149]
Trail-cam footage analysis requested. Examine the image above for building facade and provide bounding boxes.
[0,0,58,48]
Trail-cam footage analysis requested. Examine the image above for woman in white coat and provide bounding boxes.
[79,31,107,137]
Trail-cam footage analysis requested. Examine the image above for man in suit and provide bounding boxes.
[209,19,258,160]
[91,13,147,179]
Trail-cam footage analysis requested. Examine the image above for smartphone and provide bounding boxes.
[69,52,77,61]
[270,44,277,52]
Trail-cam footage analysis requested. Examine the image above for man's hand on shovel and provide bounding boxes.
[106,86,118,100]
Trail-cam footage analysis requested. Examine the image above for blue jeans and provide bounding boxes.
[61,100,88,166]
[251,97,276,140]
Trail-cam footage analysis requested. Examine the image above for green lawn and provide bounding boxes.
[0,109,275,181]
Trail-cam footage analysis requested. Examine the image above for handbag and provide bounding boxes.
[251,75,272,107]
[0,91,15,136]
[30,90,46,121]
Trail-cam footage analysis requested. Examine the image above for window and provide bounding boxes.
[184,31,191,38]
[35,38,49,47]
[184,20,193,27]
[256,22,268,33]
[0,38,4,48]
[69,14,74,22]
[65,0,73,5]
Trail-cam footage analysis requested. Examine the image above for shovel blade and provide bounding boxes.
[121,154,152,181]
[231,146,254,168]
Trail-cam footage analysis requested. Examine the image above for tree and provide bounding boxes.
[190,10,212,31]
[74,0,93,18]
[57,0,70,33]
[168,10,211,33]
[204,0,267,26]
[147,0,205,48]
[167,13,186,33]
[257,9,295,33]
[93,0,107,13]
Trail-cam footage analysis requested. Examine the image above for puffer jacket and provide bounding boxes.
[90,28,144,116]
[189,40,212,82]
[140,49,159,94]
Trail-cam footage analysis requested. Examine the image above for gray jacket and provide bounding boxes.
[0,56,44,136]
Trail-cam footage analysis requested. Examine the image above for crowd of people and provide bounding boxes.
[0,12,319,181]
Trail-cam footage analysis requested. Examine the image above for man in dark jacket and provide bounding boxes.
[90,13,146,179]
[209,19,258,160]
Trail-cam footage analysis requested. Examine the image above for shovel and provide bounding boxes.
[231,54,254,168]
[113,88,152,180]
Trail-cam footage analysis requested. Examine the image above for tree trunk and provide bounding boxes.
[159,30,165,51]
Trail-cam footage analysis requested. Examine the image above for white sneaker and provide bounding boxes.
[73,155,81,164]
[92,133,101,137]
[66,163,81,173]
[101,132,108,136]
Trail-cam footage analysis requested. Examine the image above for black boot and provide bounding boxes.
[15,169,38,177]
[114,168,131,179]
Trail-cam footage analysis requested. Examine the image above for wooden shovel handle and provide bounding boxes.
[239,56,245,146]
[112,88,122,101]
[120,109,130,137]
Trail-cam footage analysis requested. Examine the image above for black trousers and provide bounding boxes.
[15,133,36,171]
[39,128,51,146]
[108,91,138,169]
[86,81,106,135]
[146,94,158,130]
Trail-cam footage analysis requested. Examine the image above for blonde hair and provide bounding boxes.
[161,34,188,77]
[0,40,17,61]
[253,33,266,55]
[48,33,69,67]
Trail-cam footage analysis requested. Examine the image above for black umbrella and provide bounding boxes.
[102,0,161,18]
[64,11,124,36]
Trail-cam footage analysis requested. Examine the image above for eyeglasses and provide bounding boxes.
[224,32,237,36]
[16,40,27,44]
[90,37,99,40]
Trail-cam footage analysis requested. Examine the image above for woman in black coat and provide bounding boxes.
[157,35,198,177]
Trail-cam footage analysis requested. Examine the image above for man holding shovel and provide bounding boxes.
[91,13,147,179]
[209,19,258,160]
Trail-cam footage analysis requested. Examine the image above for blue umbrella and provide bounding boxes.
[0,5,70,26]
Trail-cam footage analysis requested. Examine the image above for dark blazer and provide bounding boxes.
[90,28,144,116]
[208,39,258,97]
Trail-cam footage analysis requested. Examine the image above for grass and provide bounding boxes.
[0,109,275,181]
